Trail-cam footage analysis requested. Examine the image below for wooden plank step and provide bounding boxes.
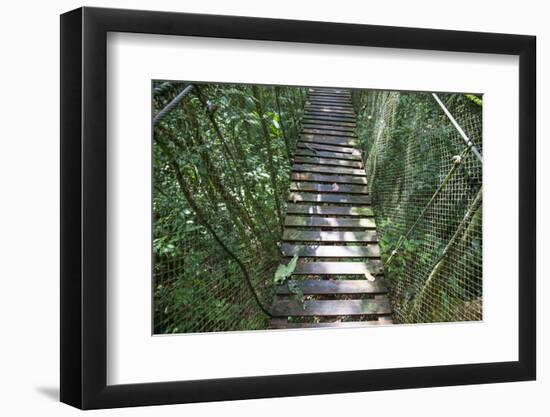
[302,117,356,127]
[286,203,374,216]
[302,127,357,137]
[303,125,356,135]
[302,124,358,137]
[308,99,353,107]
[304,101,355,111]
[307,102,354,110]
[296,142,361,155]
[300,135,359,147]
[281,243,380,259]
[309,89,351,95]
[302,121,357,131]
[309,93,351,100]
[300,138,358,150]
[308,96,350,103]
[292,164,366,176]
[305,105,354,114]
[304,111,355,119]
[295,148,362,161]
[271,298,391,317]
[308,88,351,95]
[285,215,375,228]
[291,173,367,185]
[306,97,354,104]
[293,156,362,168]
[289,182,368,194]
[293,260,383,275]
[282,230,378,243]
[304,110,357,122]
[310,90,350,95]
[308,94,353,105]
[304,110,355,118]
[288,192,371,205]
[309,91,350,97]
[281,243,380,258]
[304,103,356,112]
[276,279,387,295]
[303,121,356,129]
[304,110,355,119]
[269,318,392,329]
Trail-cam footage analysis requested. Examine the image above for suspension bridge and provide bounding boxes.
[269,88,393,329]
[153,81,483,334]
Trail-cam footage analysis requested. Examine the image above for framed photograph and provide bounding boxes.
[60,6,536,409]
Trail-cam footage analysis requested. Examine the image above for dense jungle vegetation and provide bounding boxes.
[353,91,482,323]
[153,82,483,333]
[153,82,305,333]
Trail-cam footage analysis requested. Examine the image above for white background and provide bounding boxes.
[108,34,518,384]
[0,0,546,416]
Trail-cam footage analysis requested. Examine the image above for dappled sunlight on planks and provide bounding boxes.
[270,87,392,329]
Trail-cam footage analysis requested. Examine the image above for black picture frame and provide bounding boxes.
[60,6,536,410]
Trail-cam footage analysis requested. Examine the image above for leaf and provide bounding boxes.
[287,280,306,309]
[364,271,376,282]
[273,255,299,284]
[465,94,483,107]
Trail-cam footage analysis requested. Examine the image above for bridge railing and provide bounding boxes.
[353,90,483,324]
[152,82,305,333]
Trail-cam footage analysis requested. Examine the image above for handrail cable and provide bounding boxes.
[432,93,482,163]
[385,145,471,266]
[153,84,194,126]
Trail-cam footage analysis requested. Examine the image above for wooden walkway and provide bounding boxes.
[270,88,393,329]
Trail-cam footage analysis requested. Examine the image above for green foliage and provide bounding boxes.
[273,255,299,285]
[379,218,429,281]
[153,82,306,334]
[273,255,305,309]
[354,90,482,324]
[287,280,306,309]
[465,94,483,107]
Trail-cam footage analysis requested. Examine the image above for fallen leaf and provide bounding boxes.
[364,271,376,282]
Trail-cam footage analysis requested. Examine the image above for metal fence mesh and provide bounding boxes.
[353,90,483,324]
[153,83,483,333]
[153,82,305,334]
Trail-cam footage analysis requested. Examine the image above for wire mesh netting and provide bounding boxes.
[353,90,483,324]
[153,82,306,333]
[153,82,483,333]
